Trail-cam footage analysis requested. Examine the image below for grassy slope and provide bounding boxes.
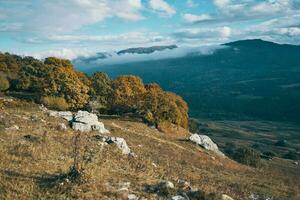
[0,97,299,200]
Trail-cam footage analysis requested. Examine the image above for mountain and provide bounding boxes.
[117,45,178,55]
[78,39,300,123]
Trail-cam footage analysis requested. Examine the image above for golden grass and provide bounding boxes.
[0,97,299,199]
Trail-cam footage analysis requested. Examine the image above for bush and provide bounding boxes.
[233,146,261,167]
[41,96,69,111]
[284,151,299,160]
[0,74,9,91]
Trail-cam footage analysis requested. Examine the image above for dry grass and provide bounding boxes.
[0,97,299,199]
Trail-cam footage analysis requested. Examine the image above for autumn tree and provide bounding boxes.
[41,57,90,110]
[140,84,189,128]
[111,75,146,113]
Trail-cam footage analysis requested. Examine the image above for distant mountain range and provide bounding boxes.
[117,45,178,55]
[76,39,300,123]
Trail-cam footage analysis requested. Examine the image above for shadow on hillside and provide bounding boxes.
[2,168,80,190]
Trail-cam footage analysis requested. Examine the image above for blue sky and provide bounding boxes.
[0,0,300,59]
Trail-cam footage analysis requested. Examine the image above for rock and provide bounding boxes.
[159,180,174,189]
[57,123,67,131]
[74,111,98,124]
[106,136,131,155]
[48,111,73,121]
[72,111,110,134]
[95,135,132,155]
[128,194,138,200]
[72,122,92,132]
[294,161,298,165]
[222,194,234,200]
[189,134,224,156]
[170,195,187,200]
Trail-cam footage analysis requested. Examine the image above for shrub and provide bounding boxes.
[40,96,69,111]
[233,146,261,167]
[0,74,9,91]
[275,139,288,147]
[284,151,299,160]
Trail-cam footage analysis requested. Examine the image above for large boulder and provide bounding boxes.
[72,111,110,134]
[190,134,224,156]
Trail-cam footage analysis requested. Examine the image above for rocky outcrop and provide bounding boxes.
[190,134,224,156]
[72,111,110,134]
[48,110,110,134]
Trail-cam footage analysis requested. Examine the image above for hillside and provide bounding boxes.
[80,39,300,123]
[0,97,300,200]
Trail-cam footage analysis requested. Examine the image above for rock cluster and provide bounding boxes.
[48,110,109,134]
[189,134,224,156]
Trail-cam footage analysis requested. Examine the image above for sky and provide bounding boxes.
[0,0,300,60]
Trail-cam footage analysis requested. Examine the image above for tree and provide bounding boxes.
[111,75,146,113]
[88,72,113,113]
[42,57,90,110]
[140,84,189,128]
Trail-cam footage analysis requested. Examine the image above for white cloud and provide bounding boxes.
[183,13,212,23]
[213,0,230,7]
[186,0,198,8]
[148,0,176,16]
[173,26,232,45]
[1,0,145,34]
[30,48,95,60]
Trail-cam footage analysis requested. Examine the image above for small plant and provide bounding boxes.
[233,146,261,167]
[40,96,69,111]
[0,74,9,92]
[284,151,299,160]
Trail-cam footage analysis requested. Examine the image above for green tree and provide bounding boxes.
[88,72,113,113]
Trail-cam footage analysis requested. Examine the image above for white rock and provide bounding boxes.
[170,196,187,200]
[107,137,131,155]
[72,122,91,132]
[222,194,234,200]
[73,111,110,134]
[160,180,174,189]
[128,194,138,200]
[48,111,73,121]
[190,134,224,156]
[74,111,98,124]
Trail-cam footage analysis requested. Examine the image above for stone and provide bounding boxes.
[159,180,174,189]
[189,134,224,156]
[72,111,110,134]
[72,122,92,132]
[128,194,138,200]
[48,111,73,121]
[222,194,234,200]
[170,196,187,200]
[57,123,67,131]
[106,136,131,155]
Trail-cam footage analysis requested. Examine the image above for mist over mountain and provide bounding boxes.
[76,39,300,123]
